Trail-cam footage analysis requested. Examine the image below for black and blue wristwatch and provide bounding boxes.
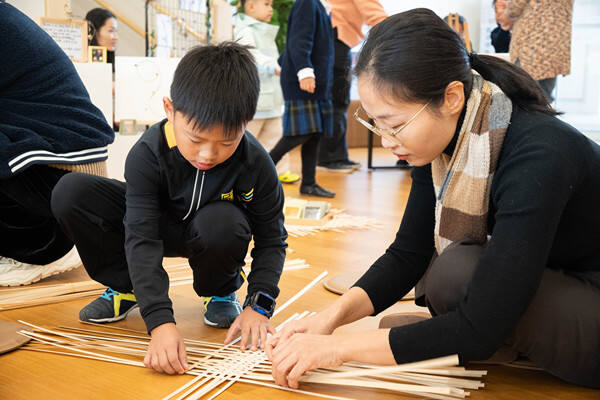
[243,291,276,318]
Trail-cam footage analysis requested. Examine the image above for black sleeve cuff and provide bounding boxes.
[143,308,176,334]
[388,313,459,364]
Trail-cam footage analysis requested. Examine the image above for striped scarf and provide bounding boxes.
[432,74,512,254]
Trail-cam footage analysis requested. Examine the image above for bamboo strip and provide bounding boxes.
[303,355,459,381]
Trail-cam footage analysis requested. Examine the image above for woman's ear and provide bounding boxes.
[441,81,465,117]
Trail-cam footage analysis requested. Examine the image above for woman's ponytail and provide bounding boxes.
[469,53,558,115]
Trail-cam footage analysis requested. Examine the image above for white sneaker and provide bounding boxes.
[0,246,82,287]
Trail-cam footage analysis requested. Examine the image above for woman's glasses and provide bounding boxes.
[353,102,430,146]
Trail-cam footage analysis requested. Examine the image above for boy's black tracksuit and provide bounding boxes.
[52,120,287,332]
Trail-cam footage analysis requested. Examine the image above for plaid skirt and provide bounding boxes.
[282,99,334,137]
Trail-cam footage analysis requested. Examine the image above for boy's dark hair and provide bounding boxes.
[355,8,557,116]
[170,42,259,139]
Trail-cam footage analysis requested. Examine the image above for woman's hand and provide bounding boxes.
[268,333,344,388]
[265,311,335,359]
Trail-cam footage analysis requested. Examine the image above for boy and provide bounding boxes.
[52,42,287,374]
[234,0,299,184]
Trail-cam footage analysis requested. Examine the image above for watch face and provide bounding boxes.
[256,293,274,310]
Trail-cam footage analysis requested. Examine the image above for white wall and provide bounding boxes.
[6,0,45,19]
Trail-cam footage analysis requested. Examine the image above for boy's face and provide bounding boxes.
[246,0,273,23]
[163,97,244,170]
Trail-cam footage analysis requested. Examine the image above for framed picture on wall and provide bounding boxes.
[88,46,107,63]
[38,17,88,62]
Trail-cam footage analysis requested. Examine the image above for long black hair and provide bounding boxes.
[354,8,557,116]
[85,8,116,65]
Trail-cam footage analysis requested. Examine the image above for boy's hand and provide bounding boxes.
[299,77,315,93]
[275,67,281,77]
[145,322,189,374]
[224,307,275,351]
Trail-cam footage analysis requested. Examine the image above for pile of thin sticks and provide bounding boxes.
[286,209,382,238]
[0,258,310,311]
[18,316,486,400]
[14,271,486,399]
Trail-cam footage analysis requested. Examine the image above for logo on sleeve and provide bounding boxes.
[221,189,234,201]
[238,188,254,202]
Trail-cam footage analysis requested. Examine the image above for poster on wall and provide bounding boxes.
[115,56,182,123]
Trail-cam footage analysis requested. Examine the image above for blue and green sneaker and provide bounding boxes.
[79,288,138,323]
[202,292,242,328]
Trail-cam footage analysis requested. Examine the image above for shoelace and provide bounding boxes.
[100,287,119,301]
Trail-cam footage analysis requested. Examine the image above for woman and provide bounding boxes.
[85,8,118,69]
[85,8,118,129]
[265,8,600,389]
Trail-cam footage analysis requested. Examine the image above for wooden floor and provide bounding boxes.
[1,148,598,400]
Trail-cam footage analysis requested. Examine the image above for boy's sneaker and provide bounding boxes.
[203,292,243,329]
[79,288,138,323]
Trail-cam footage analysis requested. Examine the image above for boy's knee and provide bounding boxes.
[51,172,89,219]
[187,202,251,250]
[425,239,484,315]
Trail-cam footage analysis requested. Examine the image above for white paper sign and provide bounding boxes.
[41,21,84,60]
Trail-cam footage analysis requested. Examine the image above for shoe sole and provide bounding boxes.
[316,166,354,174]
[84,304,139,323]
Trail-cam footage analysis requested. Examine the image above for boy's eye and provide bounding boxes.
[221,142,234,147]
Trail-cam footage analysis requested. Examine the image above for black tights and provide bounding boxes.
[269,133,320,186]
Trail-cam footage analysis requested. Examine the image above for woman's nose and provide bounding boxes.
[381,136,397,149]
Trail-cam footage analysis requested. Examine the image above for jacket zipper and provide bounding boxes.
[182,170,206,220]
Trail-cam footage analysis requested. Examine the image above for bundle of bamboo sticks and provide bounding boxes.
[18,316,486,400]
[285,209,382,238]
[0,258,310,311]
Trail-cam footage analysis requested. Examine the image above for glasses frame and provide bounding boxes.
[353,101,430,146]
